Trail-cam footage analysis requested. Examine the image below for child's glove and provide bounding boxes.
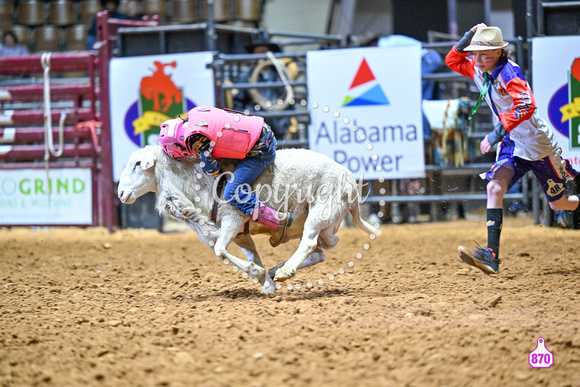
[487,121,507,146]
[456,29,476,52]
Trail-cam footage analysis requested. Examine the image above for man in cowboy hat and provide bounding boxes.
[446,24,580,275]
[233,32,295,139]
[245,35,281,54]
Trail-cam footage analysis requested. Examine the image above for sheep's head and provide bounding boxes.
[118,146,158,204]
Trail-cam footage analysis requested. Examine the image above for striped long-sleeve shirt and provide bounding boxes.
[445,46,559,161]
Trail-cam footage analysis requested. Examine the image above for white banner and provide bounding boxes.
[532,36,580,169]
[110,52,216,181]
[0,168,93,225]
[307,47,424,180]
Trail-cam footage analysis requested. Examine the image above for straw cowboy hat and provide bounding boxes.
[464,26,509,51]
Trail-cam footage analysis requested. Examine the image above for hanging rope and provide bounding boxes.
[248,51,295,111]
[42,52,65,159]
[41,52,66,203]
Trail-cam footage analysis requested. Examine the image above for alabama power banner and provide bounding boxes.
[110,52,215,180]
[532,36,580,168]
[307,46,424,180]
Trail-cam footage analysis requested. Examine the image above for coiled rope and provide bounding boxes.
[248,51,295,111]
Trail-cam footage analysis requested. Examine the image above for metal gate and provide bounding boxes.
[0,13,158,231]
[0,52,103,227]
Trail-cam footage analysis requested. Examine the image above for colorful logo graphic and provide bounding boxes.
[561,58,580,149]
[342,57,389,107]
[124,60,195,147]
[528,337,554,368]
[548,58,580,150]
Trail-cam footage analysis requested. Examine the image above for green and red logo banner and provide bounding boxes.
[110,52,215,181]
[133,61,187,148]
[561,58,580,149]
[532,36,580,167]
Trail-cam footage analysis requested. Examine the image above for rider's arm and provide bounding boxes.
[198,141,220,176]
[190,135,220,176]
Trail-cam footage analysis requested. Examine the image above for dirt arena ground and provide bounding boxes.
[1,216,579,386]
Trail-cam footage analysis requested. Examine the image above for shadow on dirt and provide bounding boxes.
[192,287,354,301]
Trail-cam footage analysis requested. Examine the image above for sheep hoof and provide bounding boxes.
[274,266,296,282]
[248,263,266,283]
[260,282,277,296]
[267,262,284,279]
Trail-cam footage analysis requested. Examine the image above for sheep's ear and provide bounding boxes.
[141,154,156,171]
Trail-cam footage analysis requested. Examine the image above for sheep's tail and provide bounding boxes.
[349,200,381,236]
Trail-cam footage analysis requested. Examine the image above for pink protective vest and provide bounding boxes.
[185,106,264,159]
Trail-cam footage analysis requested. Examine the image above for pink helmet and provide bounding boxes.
[158,116,193,158]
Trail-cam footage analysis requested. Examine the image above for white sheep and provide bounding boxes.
[118,145,380,294]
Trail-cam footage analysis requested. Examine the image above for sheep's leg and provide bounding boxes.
[267,245,326,279]
[274,224,320,282]
[234,234,276,295]
[213,217,266,282]
[318,227,340,250]
[274,200,347,282]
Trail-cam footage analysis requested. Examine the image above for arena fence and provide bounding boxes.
[0,13,158,231]
[211,36,540,224]
[213,34,578,228]
[0,52,101,227]
[1,15,576,229]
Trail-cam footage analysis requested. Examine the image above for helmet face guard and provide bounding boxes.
[158,117,192,158]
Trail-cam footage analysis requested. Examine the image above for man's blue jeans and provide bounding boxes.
[223,144,276,215]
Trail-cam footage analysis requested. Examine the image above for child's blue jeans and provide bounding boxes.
[223,137,277,215]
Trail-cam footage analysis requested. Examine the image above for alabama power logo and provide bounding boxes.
[342,57,389,107]
[548,58,580,150]
[123,60,195,147]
